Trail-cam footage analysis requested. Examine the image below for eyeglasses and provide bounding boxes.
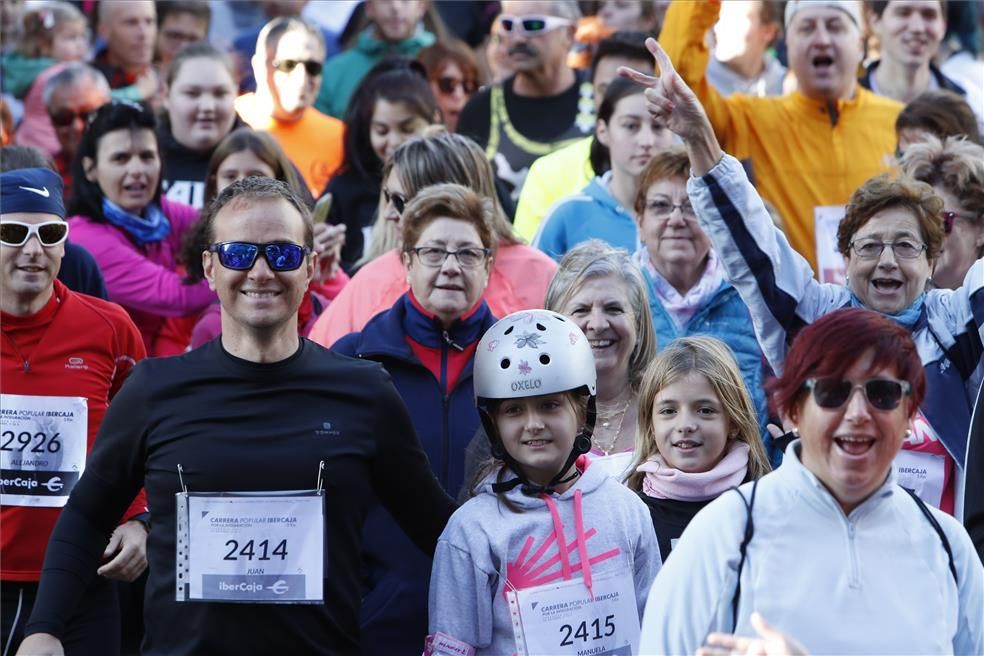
[0,221,69,247]
[803,377,911,411]
[208,241,311,271]
[383,188,408,214]
[436,77,477,95]
[646,199,696,220]
[408,246,490,268]
[272,59,323,76]
[848,238,927,260]
[498,14,572,36]
[48,107,96,128]
[941,210,976,235]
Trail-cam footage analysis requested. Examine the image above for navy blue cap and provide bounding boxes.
[0,168,66,219]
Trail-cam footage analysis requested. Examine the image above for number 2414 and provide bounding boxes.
[222,538,287,561]
[559,615,615,646]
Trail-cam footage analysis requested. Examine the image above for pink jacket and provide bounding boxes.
[67,197,215,354]
[13,62,67,158]
[307,243,558,347]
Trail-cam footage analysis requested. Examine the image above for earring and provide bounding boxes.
[904,428,912,439]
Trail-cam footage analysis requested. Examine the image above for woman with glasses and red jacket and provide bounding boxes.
[66,100,214,356]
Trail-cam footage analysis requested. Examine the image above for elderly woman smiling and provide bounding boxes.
[331,183,497,654]
[622,38,984,514]
[633,146,771,461]
[544,239,657,478]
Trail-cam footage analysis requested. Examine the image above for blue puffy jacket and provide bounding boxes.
[332,293,496,655]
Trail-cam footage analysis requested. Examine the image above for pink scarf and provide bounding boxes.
[638,442,750,501]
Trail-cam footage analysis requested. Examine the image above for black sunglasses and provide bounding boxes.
[803,377,911,411]
[272,59,323,76]
[383,188,408,214]
[209,242,311,272]
[436,77,477,95]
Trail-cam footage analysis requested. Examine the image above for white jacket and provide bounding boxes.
[639,442,984,655]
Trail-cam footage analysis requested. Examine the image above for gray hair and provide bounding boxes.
[544,239,657,391]
[43,63,111,108]
[200,176,314,248]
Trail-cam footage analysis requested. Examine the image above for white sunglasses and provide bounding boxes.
[0,221,69,247]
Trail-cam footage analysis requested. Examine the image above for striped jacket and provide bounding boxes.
[688,154,984,482]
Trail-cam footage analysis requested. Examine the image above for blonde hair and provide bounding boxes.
[625,336,771,490]
[544,239,657,391]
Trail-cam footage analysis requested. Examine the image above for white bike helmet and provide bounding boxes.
[474,310,597,494]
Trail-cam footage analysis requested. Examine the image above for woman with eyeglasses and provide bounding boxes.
[900,135,984,290]
[66,100,215,356]
[416,40,480,133]
[622,38,984,515]
[321,59,439,274]
[640,308,983,655]
[330,183,497,655]
[308,131,556,348]
[633,147,773,463]
[158,43,239,209]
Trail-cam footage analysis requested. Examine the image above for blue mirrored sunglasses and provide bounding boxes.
[209,242,311,272]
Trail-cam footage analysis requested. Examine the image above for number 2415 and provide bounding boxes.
[559,615,615,645]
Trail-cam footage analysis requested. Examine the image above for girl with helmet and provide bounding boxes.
[425,309,661,656]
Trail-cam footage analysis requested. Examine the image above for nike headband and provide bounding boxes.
[0,168,66,219]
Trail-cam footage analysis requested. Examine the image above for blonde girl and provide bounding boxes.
[626,336,771,560]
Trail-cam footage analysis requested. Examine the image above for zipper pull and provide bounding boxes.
[23,360,30,372]
[442,330,464,352]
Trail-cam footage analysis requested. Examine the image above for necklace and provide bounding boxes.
[593,397,631,456]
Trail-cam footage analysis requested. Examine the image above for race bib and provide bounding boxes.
[0,394,87,507]
[814,205,847,284]
[893,450,946,509]
[507,566,639,655]
[176,490,325,604]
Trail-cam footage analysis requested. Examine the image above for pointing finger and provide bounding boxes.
[617,65,658,87]
[647,37,677,79]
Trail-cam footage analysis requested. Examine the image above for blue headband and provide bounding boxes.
[0,168,66,219]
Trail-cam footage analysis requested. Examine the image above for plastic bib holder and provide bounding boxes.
[0,394,87,507]
[507,566,639,655]
[175,490,325,604]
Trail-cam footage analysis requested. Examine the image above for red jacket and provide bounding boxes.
[1,280,149,581]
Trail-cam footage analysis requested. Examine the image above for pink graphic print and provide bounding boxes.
[504,528,620,596]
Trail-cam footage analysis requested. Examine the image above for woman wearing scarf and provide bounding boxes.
[621,38,984,516]
[67,100,214,355]
[632,146,773,464]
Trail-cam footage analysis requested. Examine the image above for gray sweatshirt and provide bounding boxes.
[428,458,661,655]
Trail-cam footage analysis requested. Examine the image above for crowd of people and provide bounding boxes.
[1,1,983,655]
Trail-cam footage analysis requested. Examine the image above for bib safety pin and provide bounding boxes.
[316,460,325,494]
[177,463,188,494]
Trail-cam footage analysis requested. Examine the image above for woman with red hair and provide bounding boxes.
[640,308,983,655]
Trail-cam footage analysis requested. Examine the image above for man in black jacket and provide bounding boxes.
[19,177,456,656]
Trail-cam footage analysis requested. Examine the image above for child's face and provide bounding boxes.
[650,372,733,473]
[494,393,579,486]
[51,20,89,62]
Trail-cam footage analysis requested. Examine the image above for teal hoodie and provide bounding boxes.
[316,26,435,118]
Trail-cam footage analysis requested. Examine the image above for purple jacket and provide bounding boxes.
[68,197,214,354]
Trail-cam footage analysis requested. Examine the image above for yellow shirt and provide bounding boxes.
[514,136,595,242]
[660,0,902,271]
[235,93,345,195]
